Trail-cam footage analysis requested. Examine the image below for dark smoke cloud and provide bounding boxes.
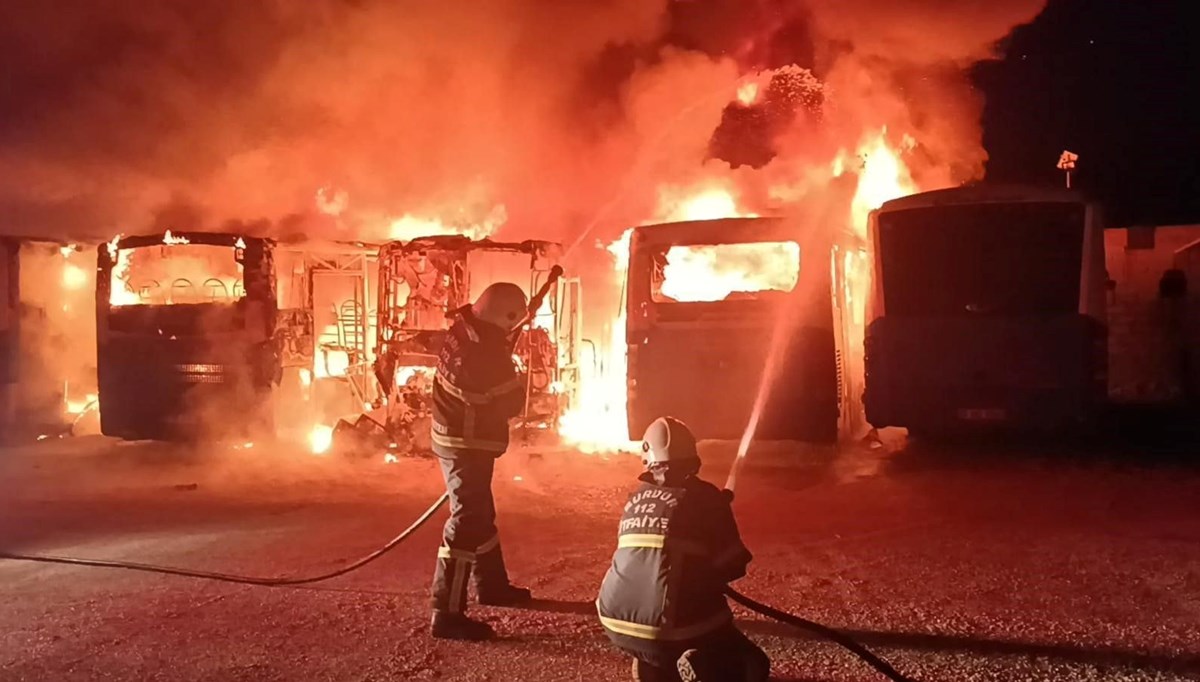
[0,0,1046,244]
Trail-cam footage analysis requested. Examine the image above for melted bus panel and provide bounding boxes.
[626,218,839,443]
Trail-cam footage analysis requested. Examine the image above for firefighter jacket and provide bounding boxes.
[431,308,526,455]
[596,473,753,650]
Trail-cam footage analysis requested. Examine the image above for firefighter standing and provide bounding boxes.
[429,282,533,640]
[597,417,770,682]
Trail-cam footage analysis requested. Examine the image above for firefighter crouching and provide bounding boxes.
[429,282,533,640]
[597,417,770,682]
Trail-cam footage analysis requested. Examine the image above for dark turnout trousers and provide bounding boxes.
[430,450,513,614]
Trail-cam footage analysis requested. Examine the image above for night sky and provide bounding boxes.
[975,0,1199,227]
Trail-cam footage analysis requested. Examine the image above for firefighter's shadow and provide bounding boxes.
[740,619,1200,676]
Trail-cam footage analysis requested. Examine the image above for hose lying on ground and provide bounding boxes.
[1,493,913,681]
[726,586,915,682]
[0,493,449,586]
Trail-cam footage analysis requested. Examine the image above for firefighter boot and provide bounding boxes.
[430,611,495,641]
[431,552,493,640]
[677,646,769,682]
[474,540,532,607]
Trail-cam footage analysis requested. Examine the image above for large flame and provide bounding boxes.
[557,229,635,453]
[659,242,800,303]
[838,129,918,237]
[386,204,507,242]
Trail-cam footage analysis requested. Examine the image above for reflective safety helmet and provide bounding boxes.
[641,416,699,465]
[472,282,528,330]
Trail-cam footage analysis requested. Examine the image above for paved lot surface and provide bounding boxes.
[2,435,1199,681]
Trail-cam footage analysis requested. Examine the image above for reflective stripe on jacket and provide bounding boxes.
[431,309,526,455]
[596,474,752,651]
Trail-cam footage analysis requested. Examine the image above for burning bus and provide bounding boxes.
[96,232,278,440]
[371,235,581,451]
[624,217,844,444]
[863,185,1108,436]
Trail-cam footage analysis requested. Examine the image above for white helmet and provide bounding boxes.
[641,416,698,465]
[472,282,528,330]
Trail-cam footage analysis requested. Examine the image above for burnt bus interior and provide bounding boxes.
[864,187,1107,435]
[625,217,845,444]
[96,233,278,441]
[272,241,380,440]
[373,236,581,450]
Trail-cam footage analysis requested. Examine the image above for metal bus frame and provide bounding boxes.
[374,235,581,447]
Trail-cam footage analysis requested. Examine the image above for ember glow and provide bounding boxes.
[736,82,760,106]
[65,393,99,415]
[61,264,88,291]
[309,425,334,455]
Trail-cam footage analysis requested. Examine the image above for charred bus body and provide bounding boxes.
[96,233,278,440]
[863,186,1107,436]
[625,218,842,443]
[374,236,581,449]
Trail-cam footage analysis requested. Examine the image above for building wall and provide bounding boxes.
[1105,225,1200,402]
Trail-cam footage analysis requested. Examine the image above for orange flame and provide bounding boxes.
[557,229,634,453]
[657,184,756,223]
[837,129,918,237]
[309,424,333,455]
[386,204,507,242]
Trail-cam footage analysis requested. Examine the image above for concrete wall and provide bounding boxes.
[1105,225,1200,402]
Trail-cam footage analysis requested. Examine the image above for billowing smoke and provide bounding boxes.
[1,0,1046,245]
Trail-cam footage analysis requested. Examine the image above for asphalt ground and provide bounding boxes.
[2,435,1198,681]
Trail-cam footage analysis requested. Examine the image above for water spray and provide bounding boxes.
[724,303,793,492]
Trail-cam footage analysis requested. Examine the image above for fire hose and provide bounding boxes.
[725,587,914,682]
[0,489,913,681]
[0,493,450,587]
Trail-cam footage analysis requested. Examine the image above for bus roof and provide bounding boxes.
[379,235,562,256]
[878,184,1088,213]
[631,216,795,247]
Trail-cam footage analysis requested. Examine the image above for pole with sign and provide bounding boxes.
[1057,150,1078,189]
